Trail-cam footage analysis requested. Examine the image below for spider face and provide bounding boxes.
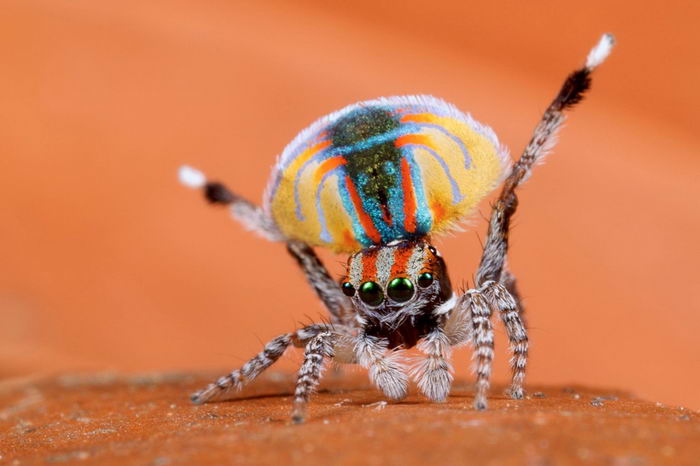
[341,239,453,330]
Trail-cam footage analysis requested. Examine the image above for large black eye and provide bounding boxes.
[387,277,414,302]
[341,282,355,297]
[418,272,434,288]
[359,281,384,306]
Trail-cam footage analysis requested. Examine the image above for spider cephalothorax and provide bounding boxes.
[341,240,453,349]
[179,34,615,423]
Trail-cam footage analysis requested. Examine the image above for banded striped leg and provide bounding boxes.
[488,282,528,400]
[412,328,453,402]
[179,165,283,242]
[287,240,355,327]
[291,331,336,423]
[356,334,408,401]
[179,166,354,326]
[468,291,494,410]
[191,325,328,404]
[471,35,615,405]
[476,34,615,287]
[502,268,525,321]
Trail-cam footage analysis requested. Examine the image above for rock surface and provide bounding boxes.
[1,373,699,465]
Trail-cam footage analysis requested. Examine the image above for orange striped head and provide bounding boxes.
[340,240,453,317]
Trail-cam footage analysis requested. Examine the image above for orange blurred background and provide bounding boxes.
[1,0,698,409]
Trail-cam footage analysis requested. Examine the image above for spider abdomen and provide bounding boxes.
[265,95,509,253]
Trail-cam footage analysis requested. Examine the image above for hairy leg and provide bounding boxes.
[287,240,356,327]
[470,35,614,405]
[486,282,528,400]
[291,331,337,423]
[468,290,494,410]
[476,35,615,287]
[179,167,355,326]
[502,268,525,317]
[191,324,331,404]
[355,333,408,401]
[179,165,283,241]
[412,328,453,402]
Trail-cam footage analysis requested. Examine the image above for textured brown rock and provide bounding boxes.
[1,373,698,465]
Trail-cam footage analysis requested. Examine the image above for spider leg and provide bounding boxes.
[355,333,408,401]
[179,165,283,242]
[287,240,356,327]
[190,323,344,404]
[291,331,337,423]
[179,167,355,326]
[438,289,494,409]
[468,34,614,404]
[411,328,453,402]
[486,282,528,400]
[467,290,495,410]
[476,34,615,287]
[501,267,526,327]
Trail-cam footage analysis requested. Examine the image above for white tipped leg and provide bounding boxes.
[179,165,207,188]
[177,165,283,241]
[586,33,615,70]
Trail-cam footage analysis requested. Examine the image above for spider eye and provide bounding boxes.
[417,272,434,288]
[341,282,355,297]
[428,246,437,255]
[359,281,384,306]
[387,277,414,302]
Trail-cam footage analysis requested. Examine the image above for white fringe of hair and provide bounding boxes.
[179,165,207,189]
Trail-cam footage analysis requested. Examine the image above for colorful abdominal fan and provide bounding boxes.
[264,95,510,253]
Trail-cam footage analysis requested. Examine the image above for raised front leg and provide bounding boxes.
[468,37,614,406]
[179,166,355,326]
[179,165,283,241]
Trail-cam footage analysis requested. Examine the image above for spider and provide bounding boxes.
[179,34,614,423]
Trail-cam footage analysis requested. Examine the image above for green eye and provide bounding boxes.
[387,277,414,302]
[359,281,384,306]
[417,272,434,288]
[341,282,355,297]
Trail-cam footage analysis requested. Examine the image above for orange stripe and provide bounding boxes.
[400,113,439,124]
[430,199,446,225]
[294,140,331,170]
[400,158,417,233]
[362,249,380,282]
[314,156,346,184]
[345,176,382,244]
[390,245,414,278]
[342,229,358,250]
[395,133,432,148]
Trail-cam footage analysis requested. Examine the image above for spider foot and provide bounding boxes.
[508,386,525,400]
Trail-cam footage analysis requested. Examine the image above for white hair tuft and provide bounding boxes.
[179,165,207,188]
[586,33,615,70]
